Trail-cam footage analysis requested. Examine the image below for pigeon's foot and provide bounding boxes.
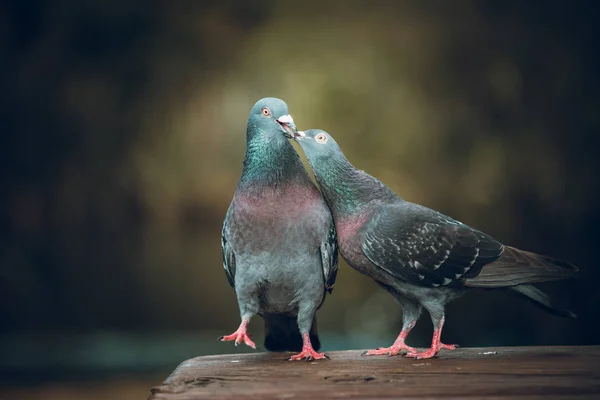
[405,316,457,359]
[361,326,416,356]
[361,342,417,357]
[288,333,328,361]
[405,342,458,359]
[288,348,328,361]
[406,348,437,359]
[218,331,256,349]
[218,319,256,349]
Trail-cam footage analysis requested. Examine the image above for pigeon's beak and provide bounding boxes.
[293,130,306,140]
[276,115,297,138]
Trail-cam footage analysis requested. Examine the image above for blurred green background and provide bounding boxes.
[1,1,599,399]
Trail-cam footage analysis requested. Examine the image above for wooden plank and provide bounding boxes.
[148,346,600,399]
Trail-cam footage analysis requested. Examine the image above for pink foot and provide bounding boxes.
[219,319,256,349]
[288,333,328,361]
[219,331,256,349]
[405,342,458,359]
[362,326,416,357]
[406,347,437,359]
[405,316,458,359]
[362,342,417,357]
[289,348,328,361]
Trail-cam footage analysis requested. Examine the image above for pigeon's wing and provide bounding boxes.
[361,203,504,287]
[320,220,339,293]
[221,208,236,288]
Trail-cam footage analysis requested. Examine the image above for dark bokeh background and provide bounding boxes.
[1,1,599,399]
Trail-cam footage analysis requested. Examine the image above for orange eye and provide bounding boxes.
[261,107,271,116]
[315,133,327,143]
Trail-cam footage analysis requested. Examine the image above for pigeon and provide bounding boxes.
[291,128,578,360]
[220,99,338,361]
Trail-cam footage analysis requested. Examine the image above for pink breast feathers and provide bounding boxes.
[336,212,372,258]
[235,184,323,221]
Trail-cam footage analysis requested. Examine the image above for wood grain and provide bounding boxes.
[149,346,600,399]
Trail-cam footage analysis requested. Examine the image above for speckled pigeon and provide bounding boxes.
[291,129,578,360]
[220,99,338,361]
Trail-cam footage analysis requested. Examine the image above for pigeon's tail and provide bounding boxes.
[464,246,578,287]
[509,284,577,319]
[263,314,320,352]
[464,246,577,318]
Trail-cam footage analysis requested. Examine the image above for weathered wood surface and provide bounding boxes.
[149,346,600,399]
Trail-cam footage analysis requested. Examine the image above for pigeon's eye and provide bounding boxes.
[261,107,271,117]
[315,133,328,143]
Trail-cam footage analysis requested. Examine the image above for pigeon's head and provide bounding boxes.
[292,129,345,165]
[248,97,297,139]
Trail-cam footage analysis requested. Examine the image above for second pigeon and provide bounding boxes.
[291,128,577,360]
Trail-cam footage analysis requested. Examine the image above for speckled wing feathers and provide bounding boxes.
[361,203,504,287]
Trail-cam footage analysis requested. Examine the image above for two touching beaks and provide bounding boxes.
[277,114,307,140]
[276,114,297,137]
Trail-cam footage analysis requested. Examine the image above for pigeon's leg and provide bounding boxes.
[406,314,458,359]
[289,304,327,361]
[219,289,259,349]
[218,317,256,349]
[362,299,421,356]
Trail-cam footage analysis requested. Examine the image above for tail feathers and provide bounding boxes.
[465,246,578,288]
[510,284,576,319]
[263,314,320,352]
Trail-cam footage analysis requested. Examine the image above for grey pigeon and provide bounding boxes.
[220,99,338,361]
[291,129,577,359]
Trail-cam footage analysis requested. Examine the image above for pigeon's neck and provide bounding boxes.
[313,157,397,219]
[239,134,308,189]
